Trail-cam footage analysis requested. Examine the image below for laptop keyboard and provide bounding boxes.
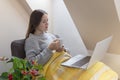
[72,56,91,67]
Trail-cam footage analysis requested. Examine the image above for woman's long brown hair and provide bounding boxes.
[26,9,47,39]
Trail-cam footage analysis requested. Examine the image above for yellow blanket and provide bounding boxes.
[42,51,118,80]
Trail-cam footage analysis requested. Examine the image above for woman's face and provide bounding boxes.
[36,14,48,32]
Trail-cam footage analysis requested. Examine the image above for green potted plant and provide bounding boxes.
[0,57,46,80]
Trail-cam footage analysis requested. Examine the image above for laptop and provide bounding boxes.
[61,36,112,69]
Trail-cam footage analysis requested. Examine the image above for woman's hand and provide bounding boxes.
[56,46,64,52]
[48,39,60,50]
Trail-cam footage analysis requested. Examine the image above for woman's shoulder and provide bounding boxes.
[25,34,38,44]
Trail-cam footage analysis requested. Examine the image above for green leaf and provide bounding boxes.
[13,57,24,69]
[12,72,21,80]
[38,65,44,70]
[14,69,22,79]
[37,76,46,80]
[0,72,8,79]
[21,59,28,70]
[32,64,43,71]
[22,74,31,80]
[0,73,8,80]
[26,61,32,70]
[9,68,14,74]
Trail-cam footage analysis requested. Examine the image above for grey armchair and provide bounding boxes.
[11,39,26,59]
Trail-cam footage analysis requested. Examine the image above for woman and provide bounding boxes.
[25,9,65,65]
[25,9,118,80]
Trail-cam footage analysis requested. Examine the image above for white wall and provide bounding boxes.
[26,0,53,33]
[64,0,120,55]
[0,0,29,74]
[52,0,88,56]
[114,0,120,22]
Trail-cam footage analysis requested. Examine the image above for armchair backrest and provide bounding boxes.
[11,39,26,59]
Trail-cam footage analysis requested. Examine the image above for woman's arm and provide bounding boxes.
[25,38,53,66]
[54,34,70,53]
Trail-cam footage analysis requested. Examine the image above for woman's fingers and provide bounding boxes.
[48,41,59,50]
[53,39,59,42]
[56,46,64,52]
[48,39,63,51]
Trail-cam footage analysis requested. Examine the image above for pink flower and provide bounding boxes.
[31,60,38,66]
[30,69,39,76]
[21,70,28,75]
[31,60,35,65]
[8,74,13,80]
